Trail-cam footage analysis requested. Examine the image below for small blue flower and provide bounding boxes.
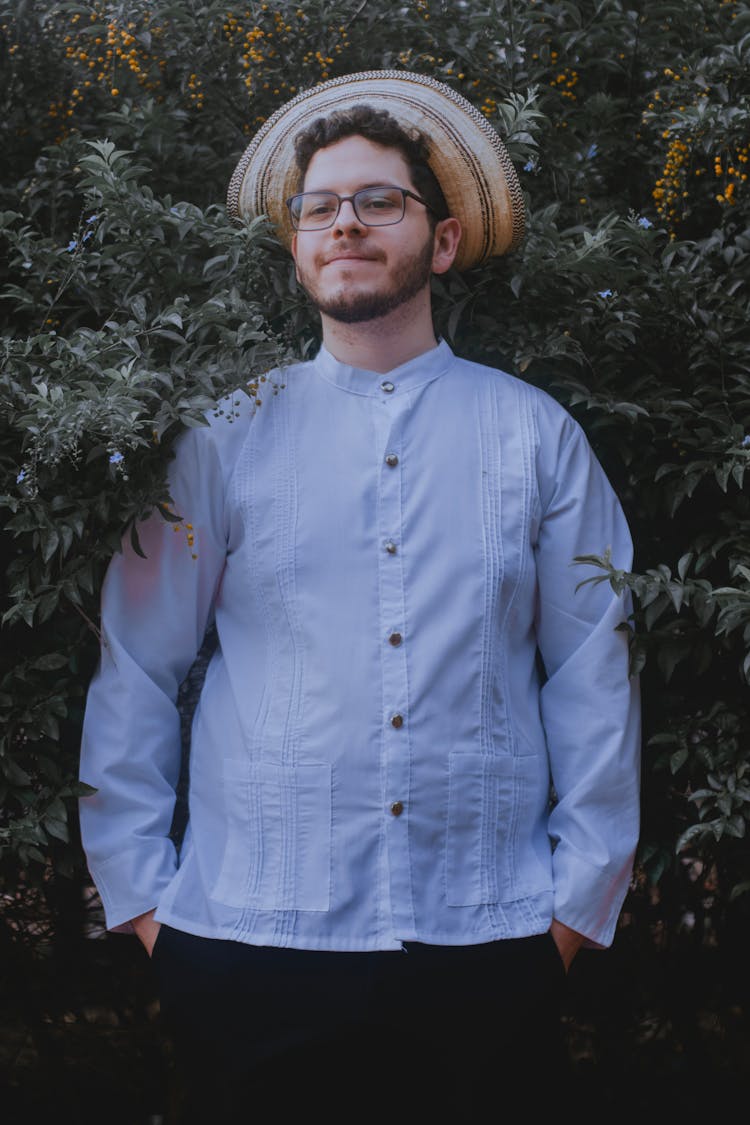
[109,451,124,464]
[742,435,750,448]
[83,230,93,241]
[524,159,535,172]
[16,469,26,483]
[587,142,598,159]
[86,214,99,223]
[66,239,78,252]
[597,288,613,299]
[637,216,653,229]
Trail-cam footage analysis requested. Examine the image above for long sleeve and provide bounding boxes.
[79,424,229,931]
[535,410,641,948]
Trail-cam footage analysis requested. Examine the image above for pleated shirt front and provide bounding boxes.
[80,340,640,951]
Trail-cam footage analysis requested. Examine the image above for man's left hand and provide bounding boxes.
[549,918,585,972]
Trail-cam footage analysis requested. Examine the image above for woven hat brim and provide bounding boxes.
[227,71,525,271]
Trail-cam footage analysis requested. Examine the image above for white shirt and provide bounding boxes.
[79,340,640,951]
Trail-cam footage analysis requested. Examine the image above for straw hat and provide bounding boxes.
[227,70,525,272]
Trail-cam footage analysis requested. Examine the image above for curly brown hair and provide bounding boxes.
[293,104,449,225]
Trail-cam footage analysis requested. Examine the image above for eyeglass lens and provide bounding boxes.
[290,186,406,229]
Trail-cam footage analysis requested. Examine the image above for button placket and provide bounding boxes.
[373,398,413,929]
[379,433,407,756]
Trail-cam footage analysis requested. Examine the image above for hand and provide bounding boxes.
[549,918,585,973]
[131,908,161,957]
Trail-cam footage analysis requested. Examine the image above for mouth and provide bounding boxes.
[323,251,381,265]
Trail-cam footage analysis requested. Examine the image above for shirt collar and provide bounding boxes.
[313,338,453,398]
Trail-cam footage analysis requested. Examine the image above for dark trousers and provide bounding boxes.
[151,926,569,1123]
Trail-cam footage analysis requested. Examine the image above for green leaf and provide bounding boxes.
[677,552,693,581]
[30,653,69,671]
[41,527,60,563]
[44,818,69,843]
[130,522,146,559]
[3,760,31,786]
[670,748,689,773]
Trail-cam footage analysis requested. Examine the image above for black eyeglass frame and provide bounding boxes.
[285,185,438,231]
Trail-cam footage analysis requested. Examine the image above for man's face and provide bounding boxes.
[291,135,437,324]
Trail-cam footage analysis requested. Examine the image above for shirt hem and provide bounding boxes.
[152,908,552,951]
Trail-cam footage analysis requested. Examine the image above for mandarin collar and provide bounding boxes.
[313,339,453,397]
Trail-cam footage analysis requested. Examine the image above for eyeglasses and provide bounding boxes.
[286,185,436,231]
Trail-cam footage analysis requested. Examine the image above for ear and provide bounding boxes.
[431,217,462,276]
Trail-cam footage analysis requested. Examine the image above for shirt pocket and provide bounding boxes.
[445,751,549,907]
[209,759,332,912]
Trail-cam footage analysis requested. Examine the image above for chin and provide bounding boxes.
[320,295,395,325]
[327,290,427,324]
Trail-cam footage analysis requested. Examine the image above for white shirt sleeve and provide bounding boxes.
[534,409,641,947]
[79,423,228,931]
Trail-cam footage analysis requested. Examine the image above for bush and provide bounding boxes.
[1,4,749,1097]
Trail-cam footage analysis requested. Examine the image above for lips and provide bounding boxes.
[321,242,383,265]
[324,252,379,264]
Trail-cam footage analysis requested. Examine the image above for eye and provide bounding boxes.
[297,195,337,223]
[358,189,401,213]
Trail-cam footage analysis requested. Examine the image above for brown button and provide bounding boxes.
[384,540,397,555]
[381,381,395,393]
[390,801,404,817]
[389,632,402,647]
[390,713,404,729]
[385,453,399,467]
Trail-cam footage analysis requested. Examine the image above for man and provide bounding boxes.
[80,72,640,1120]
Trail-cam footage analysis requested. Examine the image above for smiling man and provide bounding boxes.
[290,131,454,336]
[79,72,641,1122]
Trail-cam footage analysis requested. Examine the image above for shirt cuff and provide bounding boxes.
[87,839,178,932]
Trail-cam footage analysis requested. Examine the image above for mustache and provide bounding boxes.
[321,245,385,265]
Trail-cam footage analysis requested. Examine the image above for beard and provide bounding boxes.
[297,234,435,324]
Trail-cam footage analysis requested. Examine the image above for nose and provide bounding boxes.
[332,197,365,234]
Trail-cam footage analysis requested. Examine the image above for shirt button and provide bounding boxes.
[385,453,399,467]
[390,801,404,817]
[384,540,397,555]
[381,381,395,393]
[388,632,403,647]
[390,713,404,729]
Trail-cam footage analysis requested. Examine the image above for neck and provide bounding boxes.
[319,290,438,374]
